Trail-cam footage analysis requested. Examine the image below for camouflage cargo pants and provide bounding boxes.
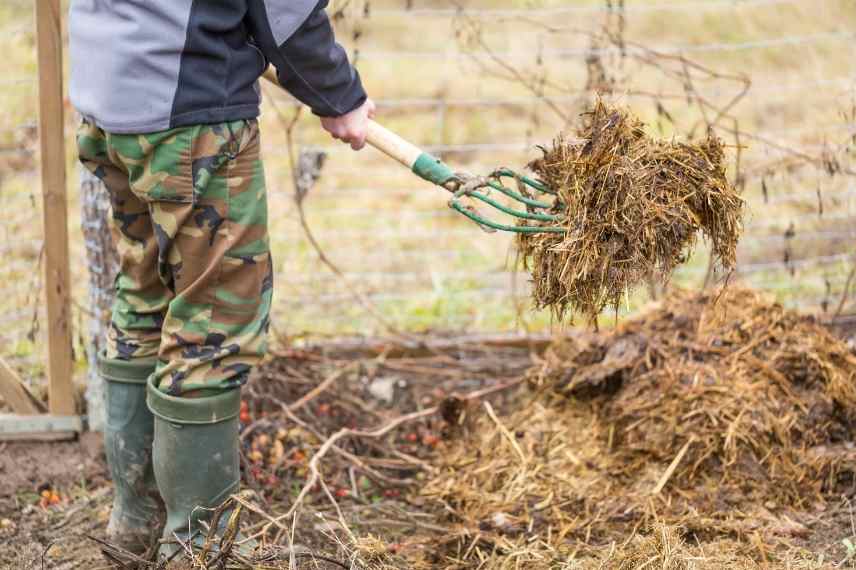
[77,119,272,396]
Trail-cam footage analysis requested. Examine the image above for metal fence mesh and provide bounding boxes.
[0,3,48,378]
[0,0,854,394]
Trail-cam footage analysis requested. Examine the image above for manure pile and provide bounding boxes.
[518,101,744,320]
[404,287,856,569]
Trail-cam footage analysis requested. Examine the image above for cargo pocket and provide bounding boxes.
[76,121,109,173]
[121,128,198,205]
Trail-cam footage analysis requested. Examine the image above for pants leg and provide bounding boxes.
[77,122,168,360]
[104,120,272,397]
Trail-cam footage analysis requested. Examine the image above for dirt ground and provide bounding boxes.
[0,432,111,568]
[0,337,534,569]
[4,425,856,569]
[3,322,856,569]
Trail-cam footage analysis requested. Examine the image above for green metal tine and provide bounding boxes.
[484,178,555,210]
[360,119,567,235]
[492,167,557,196]
[446,167,566,233]
[449,200,566,234]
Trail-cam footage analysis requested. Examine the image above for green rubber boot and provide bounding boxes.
[100,356,165,556]
[147,378,253,562]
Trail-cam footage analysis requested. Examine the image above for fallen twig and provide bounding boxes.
[288,362,358,413]
[483,400,527,465]
[257,377,524,538]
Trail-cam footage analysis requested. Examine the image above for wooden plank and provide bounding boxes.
[0,432,76,442]
[291,333,557,359]
[0,358,42,415]
[0,414,81,442]
[35,0,75,416]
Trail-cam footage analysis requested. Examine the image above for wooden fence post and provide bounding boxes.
[35,0,75,416]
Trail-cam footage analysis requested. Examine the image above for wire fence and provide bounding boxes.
[0,0,49,380]
[0,0,854,387]
[258,0,856,335]
[370,0,806,16]
[353,30,856,61]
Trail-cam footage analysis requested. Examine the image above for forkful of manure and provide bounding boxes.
[362,101,743,321]
[264,71,743,321]
[517,101,744,320]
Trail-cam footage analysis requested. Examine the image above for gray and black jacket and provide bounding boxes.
[69,0,366,134]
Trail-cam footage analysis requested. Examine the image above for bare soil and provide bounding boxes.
[2,327,855,569]
[0,432,111,568]
[0,337,532,569]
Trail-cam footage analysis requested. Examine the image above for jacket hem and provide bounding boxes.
[169,104,261,130]
[81,104,261,135]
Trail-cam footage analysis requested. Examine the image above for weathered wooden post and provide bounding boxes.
[35,0,75,417]
[0,0,81,439]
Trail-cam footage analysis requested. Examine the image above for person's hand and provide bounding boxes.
[320,99,376,151]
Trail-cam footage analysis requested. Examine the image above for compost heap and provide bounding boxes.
[517,101,744,320]
[408,287,856,568]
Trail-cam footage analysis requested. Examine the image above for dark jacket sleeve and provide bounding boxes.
[247,0,367,117]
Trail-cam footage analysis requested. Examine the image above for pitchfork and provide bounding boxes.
[262,68,563,234]
[365,121,565,234]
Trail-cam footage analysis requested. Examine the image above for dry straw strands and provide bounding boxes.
[407,287,856,568]
[518,100,744,320]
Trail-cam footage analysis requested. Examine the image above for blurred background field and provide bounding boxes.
[0,0,855,389]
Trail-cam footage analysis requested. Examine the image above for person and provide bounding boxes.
[69,0,374,561]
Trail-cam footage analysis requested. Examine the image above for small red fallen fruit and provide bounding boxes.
[383,489,400,499]
[38,490,61,509]
[405,433,418,443]
[239,411,252,424]
[334,488,349,498]
[422,434,440,447]
[388,543,402,554]
[317,403,331,415]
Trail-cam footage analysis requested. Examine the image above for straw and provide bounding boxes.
[518,100,744,320]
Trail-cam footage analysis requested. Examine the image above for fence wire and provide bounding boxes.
[0,0,854,388]
[256,0,856,335]
[355,30,856,61]
[372,0,806,17]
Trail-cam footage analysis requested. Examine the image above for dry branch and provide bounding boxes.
[257,377,524,538]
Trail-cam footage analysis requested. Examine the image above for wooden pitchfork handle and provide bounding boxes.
[261,68,564,233]
[261,67,460,188]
